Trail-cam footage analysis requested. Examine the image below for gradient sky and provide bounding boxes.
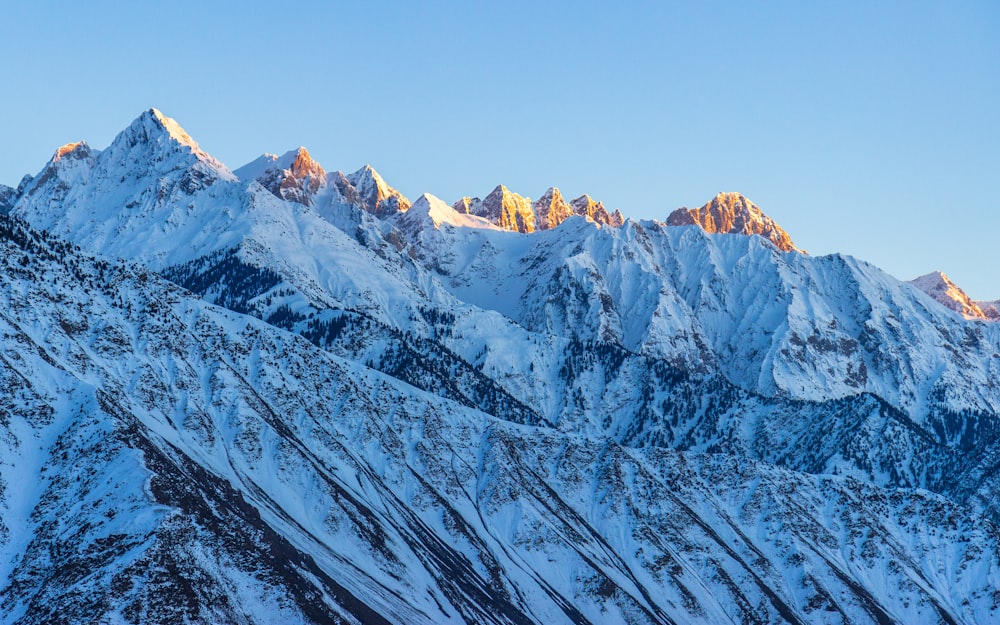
[2,1,998,297]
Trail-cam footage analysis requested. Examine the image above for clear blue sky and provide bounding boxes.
[2,1,998,297]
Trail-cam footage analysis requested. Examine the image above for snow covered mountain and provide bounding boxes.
[3,109,1000,624]
[233,144,412,218]
[909,270,999,321]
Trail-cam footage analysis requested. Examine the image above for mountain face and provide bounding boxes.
[533,186,575,230]
[455,185,623,233]
[979,300,1000,321]
[234,147,327,206]
[3,109,1000,625]
[454,184,537,233]
[909,270,998,321]
[667,191,801,252]
[0,184,16,213]
[233,146,412,218]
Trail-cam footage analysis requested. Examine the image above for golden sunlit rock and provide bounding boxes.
[667,192,801,252]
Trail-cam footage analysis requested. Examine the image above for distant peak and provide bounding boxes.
[909,271,991,321]
[137,108,198,147]
[345,164,410,216]
[349,164,384,185]
[286,147,324,178]
[666,192,801,253]
[453,196,476,214]
[402,193,501,231]
[912,270,951,287]
[52,141,93,162]
[115,108,232,178]
[538,186,564,201]
[570,194,599,210]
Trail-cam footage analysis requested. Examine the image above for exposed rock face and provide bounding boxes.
[977,300,1000,321]
[459,185,624,232]
[909,270,994,321]
[455,184,536,233]
[532,187,574,230]
[0,184,17,213]
[235,151,410,216]
[570,193,624,227]
[345,164,411,217]
[667,192,800,252]
[249,147,327,206]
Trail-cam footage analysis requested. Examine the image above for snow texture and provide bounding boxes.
[3,109,999,625]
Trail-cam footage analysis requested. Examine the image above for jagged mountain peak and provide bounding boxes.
[286,146,321,175]
[45,141,97,173]
[909,270,992,321]
[235,146,326,206]
[458,184,536,233]
[16,140,99,200]
[134,108,198,149]
[52,141,94,163]
[399,192,500,230]
[569,193,624,227]
[459,185,623,232]
[533,186,572,230]
[111,108,234,180]
[345,164,411,217]
[539,185,564,200]
[484,183,523,203]
[666,191,801,252]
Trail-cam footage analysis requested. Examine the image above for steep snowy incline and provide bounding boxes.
[11,110,553,426]
[11,108,245,266]
[0,214,997,625]
[456,185,538,233]
[401,213,1000,420]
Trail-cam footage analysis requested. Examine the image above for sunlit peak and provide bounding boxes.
[53,141,88,161]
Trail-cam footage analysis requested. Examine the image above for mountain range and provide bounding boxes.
[0,108,997,625]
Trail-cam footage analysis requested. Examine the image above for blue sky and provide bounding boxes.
[2,1,998,297]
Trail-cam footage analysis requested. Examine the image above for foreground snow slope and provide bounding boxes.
[0,214,997,624]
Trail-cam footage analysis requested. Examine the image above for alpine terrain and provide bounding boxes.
[1,108,998,624]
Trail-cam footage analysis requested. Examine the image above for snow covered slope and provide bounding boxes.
[10,110,543,426]
[5,109,1000,624]
[0,214,997,624]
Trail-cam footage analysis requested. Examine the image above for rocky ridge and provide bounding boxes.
[667,191,801,252]
[909,270,999,321]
